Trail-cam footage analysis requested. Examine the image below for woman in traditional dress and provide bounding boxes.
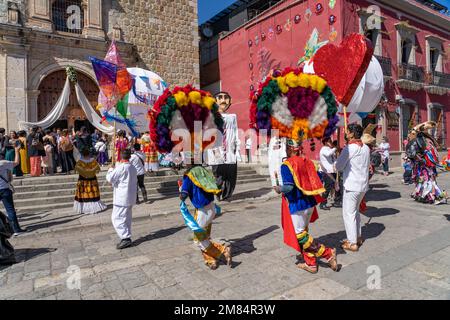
[17,131,30,175]
[5,131,22,177]
[115,130,128,163]
[73,147,107,214]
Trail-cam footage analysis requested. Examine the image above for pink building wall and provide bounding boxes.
[219,0,449,156]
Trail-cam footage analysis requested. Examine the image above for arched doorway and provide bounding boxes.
[37,70,99,132]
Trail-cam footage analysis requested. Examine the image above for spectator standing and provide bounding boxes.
[17,131,30,175]
[59,129,75,174]
[27,126,45,177]
[378,136,390,176]
[0,145,27,235]
[5,131,23,177]
[130,143,148,203]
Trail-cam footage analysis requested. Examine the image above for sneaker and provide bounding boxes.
[116,238,133,250]
[319,203,330,211]
[13,228,28,237]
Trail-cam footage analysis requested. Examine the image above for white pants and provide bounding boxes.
[290,208,314,234]
[112,205,132,240]
[195,202,216,251]
[342,190,365,244]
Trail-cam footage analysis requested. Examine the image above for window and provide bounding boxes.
[52,0,84,34]
[359,8,383,56]
[401,38,413,65]
[426,36,444,73]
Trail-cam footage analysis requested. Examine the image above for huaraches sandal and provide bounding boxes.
[327,248,339,271]
[297,263,318,274]
[223,246,232,267]
[341,240,359,252]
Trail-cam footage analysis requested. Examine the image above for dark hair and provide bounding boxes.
[81,147,91,157]
[18,130,26,137]
[44,129,51,135]
[134,143,141,151]
[121,148,132,160]
[117,130,126,138]
[0,128,5,134]
[321,137,332,145]
[348,124,363,139]
[31,126,38,133]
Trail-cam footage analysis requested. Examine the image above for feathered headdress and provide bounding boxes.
[149,85,224,154]
[250,67,339,143]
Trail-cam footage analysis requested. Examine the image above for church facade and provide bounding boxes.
[0,0,200,131]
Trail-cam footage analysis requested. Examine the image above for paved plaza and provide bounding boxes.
[1,170,449,300]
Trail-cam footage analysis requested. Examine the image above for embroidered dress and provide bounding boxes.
[73,158,107,214]
[115,138,128,162]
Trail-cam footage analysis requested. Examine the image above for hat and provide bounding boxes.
[286,139,301,150]
[361,133,376,146]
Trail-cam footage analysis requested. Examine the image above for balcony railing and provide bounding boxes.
[426,70,450,89]
[398,63,425,83]
[375,55,392,77]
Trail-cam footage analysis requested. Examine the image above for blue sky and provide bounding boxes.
[198,0,450,25]
[198,0,237,24]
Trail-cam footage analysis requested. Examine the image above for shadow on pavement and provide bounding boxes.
[444,214,450,221]
[369,184,389,189]
[364,206,400,218]
[221,188,273,202]
[133,225,186,246]
[366,190,401,202]
[316,222,386,255]
[226,225,279,258]
[13,247,57,264]
[25,216,82,233]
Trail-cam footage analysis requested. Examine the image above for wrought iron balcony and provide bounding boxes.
[375,55,392,77]
[426,70,450,89]
[398,63,425,83]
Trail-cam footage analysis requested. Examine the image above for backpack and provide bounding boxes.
[370,151,382,167]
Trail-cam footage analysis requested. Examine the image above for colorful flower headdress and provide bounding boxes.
[250,67,339,142]
[149,85,224,153]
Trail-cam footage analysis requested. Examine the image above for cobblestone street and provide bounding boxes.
[1,171,450,300]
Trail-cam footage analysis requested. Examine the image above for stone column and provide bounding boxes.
[26,0,53,32]
[0,32,30,131]
[83,0,105,39]
[27,90,41,123]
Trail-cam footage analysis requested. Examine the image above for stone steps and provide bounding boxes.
[3,166,270,213]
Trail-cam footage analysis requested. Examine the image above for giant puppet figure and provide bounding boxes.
[406,121,448,205]
[207,91,240,201]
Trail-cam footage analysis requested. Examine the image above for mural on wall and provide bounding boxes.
[257,47,281,82]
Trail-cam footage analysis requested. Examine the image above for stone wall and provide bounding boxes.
[107,0,200,87]
[0,0,25,25]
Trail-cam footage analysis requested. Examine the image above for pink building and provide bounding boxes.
[218,0,449,162]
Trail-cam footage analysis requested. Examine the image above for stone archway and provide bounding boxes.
[37,69,99,130]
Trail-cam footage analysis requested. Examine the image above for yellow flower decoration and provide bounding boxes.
[298,73,310,89]
[314,76,327,93]
[292,118,310,142]
[188,91,202,105]
[277,76,289,94]
[202,96,216,110]
[174,91,189,107]
[285,72,299,88]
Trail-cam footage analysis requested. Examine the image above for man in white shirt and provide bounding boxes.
[335,124,370,252]
[319,137,337,210]
[130,143,148,203]
[106,149,138,250]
